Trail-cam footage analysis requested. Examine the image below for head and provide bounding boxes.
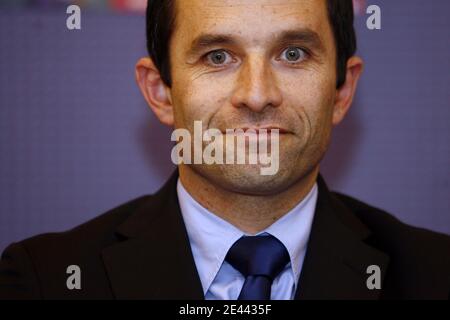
[136,0,363,195]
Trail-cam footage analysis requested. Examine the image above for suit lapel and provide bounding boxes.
[295,175,390,300]
[101,169,390,299]
[101,170,204,299]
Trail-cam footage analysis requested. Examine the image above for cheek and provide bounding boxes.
[285,71,335,137]
[171,78,228,130]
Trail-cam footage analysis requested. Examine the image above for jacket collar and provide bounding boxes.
[102,169,389,299]
[295,175,390,299]
[101,169,204,299]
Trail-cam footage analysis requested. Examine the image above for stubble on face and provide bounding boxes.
[169,0,338,196]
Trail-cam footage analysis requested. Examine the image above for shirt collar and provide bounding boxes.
[263,182,318,284]
[177,177,318,294]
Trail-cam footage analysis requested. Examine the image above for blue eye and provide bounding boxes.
[281,47,308,63]
[205,50,232,66]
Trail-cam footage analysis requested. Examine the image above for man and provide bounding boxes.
[0,0,449,300]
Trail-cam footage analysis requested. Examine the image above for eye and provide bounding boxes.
[204,49,233,67]
[280,47,308,64]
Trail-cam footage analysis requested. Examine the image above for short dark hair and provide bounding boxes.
[146,0,356,89]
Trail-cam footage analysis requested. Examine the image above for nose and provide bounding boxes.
[230,54,282,113]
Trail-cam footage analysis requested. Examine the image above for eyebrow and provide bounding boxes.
[186,28,325,57]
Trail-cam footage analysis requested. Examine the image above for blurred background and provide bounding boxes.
[0,0,449,252]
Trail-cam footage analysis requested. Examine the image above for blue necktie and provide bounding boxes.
[225,235,290,300]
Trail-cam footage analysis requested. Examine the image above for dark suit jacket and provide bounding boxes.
[1,170,449,300]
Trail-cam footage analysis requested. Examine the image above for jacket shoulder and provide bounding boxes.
[0,195,152,299]
[333,191,450,246]
[332,191,450,296]
[21,195,153,249]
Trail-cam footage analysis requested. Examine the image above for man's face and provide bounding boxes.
[166,0,344,195]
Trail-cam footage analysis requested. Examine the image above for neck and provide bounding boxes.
[178,165,319,234]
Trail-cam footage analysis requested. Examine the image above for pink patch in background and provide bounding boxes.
[110,0,147,13]
[353,0,367,16]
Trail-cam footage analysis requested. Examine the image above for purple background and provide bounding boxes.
[1,1,449,252]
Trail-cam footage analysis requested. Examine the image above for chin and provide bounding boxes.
[198,164,299,196]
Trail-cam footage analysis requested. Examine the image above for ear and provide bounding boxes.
[332,56,364,126]
[135,57,174,127]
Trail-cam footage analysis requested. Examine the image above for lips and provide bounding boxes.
[221,127,289,134]
[243,127,288,134]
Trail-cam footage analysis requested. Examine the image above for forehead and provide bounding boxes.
[173,0,331,48]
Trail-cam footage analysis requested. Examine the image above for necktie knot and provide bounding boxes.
[226,234,290,282]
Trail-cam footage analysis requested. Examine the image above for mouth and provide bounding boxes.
[221,127,290,135]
